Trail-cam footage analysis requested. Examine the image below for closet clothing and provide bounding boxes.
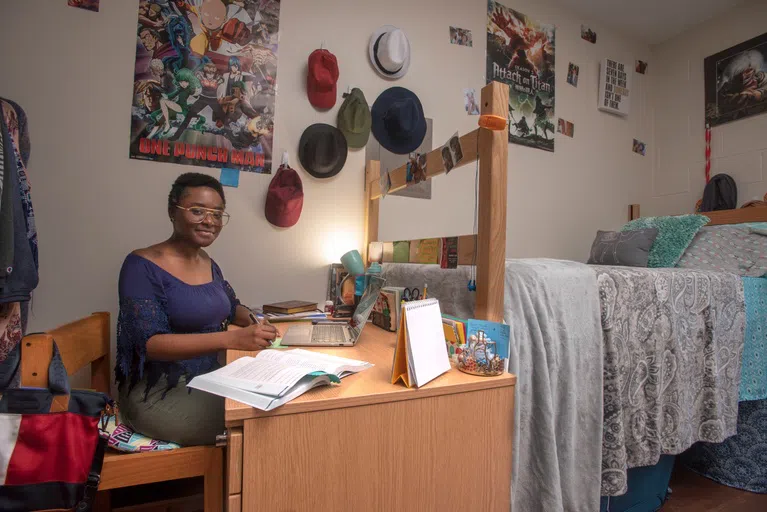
[1,100,37,270]
[115,253,240,400]
[0,119,13,288]
[0,113,38,304]
[0,302,21,364]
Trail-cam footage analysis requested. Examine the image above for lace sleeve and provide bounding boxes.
[211,259,241,322]
[115,297,171,391]
[223,280,241,323]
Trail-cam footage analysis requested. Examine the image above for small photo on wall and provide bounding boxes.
[632,139,646,156]
[557,118,574,137]
[68,0,99,11]
[406,153,427,184]
[635,60,648,74]
[567,63,579,87]
[441,146,455,173]
[464,88,480,115]
[581,24,597,44]
[448,133,463,163]
[450,26,473,47]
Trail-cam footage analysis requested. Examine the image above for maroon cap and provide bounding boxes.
[265,165,304,228]
[307,49,339,109]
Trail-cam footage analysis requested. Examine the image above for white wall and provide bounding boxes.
[639,0,767,216]
[0,0,650,342]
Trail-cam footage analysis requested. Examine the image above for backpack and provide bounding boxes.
[701,173,737,212]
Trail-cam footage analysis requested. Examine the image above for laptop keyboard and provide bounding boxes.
[311,324,346,344]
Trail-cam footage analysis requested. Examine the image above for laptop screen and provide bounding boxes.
[348,276,386,340]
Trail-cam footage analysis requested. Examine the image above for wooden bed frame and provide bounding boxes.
[363,81,510,323]
[629,203,767,226]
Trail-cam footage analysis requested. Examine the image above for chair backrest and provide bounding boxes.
[20,312,111,394]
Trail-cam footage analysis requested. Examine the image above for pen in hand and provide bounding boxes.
[249,311,275,346]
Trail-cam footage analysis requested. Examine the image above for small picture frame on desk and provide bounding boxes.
[327,263,355,317]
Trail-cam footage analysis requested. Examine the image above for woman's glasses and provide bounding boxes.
[175,205,231,226]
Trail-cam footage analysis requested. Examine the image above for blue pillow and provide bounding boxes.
[621,214,710,268]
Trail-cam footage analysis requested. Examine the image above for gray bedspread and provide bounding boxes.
[595,266,745,496]
[382,260,605,512]
[505,259,605,512]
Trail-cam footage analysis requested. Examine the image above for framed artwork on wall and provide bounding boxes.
[598,58,632,117]
[704,31,767,127]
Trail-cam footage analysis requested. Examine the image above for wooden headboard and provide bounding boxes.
[703,207,767,226]
[628,204,767,226]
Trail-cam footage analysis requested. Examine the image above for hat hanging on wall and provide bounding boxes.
[369,25,411,79]
[337,88,372,149]
[307,49,339,109]
[371,87,427,154]
[298,123,348,179]
[265,164,304,228]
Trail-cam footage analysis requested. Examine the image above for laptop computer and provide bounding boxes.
[281,276,385,347]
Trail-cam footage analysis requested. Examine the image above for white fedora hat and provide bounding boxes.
[369,25,410,79]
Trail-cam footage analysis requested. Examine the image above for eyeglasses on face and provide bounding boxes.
[175,205,231,226]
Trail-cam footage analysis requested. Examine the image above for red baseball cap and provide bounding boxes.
[265,165,304,228]
[307,49,339,109]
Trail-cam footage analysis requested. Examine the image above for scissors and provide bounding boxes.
[403,287,421,301]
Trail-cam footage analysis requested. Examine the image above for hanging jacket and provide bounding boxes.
[0,121,14,288]
[701,173,737,212]
[0,100,37,271]
[0,114,37,303]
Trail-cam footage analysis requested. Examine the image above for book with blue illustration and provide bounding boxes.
[466,319,510,371]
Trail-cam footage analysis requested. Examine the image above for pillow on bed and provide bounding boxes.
[621,214,709,268]
[677,224,767,277]
[587,228,658,267]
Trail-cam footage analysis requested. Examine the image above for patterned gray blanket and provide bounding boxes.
[595,266,745,496]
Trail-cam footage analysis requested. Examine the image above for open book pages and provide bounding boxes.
[187,349,373,411]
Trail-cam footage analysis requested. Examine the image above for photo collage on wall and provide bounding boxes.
[486,0,556,152]
[129,0,281,174]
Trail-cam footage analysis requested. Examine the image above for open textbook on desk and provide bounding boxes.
[187,349,373,411]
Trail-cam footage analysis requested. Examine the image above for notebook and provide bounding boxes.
[187,349,373,411]
[391,298,451,388]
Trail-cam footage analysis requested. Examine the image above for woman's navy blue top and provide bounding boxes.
[115,253,240,399]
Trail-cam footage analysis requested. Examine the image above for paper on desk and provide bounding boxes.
[207,356,325,397]
[188,372,338,411]
[257,349,373,377]
[190,349,373,399]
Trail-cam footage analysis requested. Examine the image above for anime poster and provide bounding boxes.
[486,1,555,152]
[129,0,280,174]
[704,31,767,127]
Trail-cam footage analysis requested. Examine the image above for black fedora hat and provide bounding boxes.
[298,123,348,179]
[371,87,427,155]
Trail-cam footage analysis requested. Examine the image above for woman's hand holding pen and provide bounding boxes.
[227,320,278,351]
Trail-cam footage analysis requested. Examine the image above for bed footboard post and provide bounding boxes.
[475,82,510,323]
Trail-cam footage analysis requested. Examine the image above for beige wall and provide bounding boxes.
[0,0,650,340]
[640,0,767,216]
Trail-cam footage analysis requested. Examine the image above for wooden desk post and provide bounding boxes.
[475,82,510,323]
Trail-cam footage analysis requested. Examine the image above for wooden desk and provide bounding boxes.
[224,327,516,512]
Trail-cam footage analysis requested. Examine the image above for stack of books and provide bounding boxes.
[261,300,327,322]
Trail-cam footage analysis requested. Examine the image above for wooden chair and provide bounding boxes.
[19,312,224,512]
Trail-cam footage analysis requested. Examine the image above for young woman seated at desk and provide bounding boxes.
[116,172,277,445]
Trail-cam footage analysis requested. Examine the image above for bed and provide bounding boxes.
[362,81,767,511]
